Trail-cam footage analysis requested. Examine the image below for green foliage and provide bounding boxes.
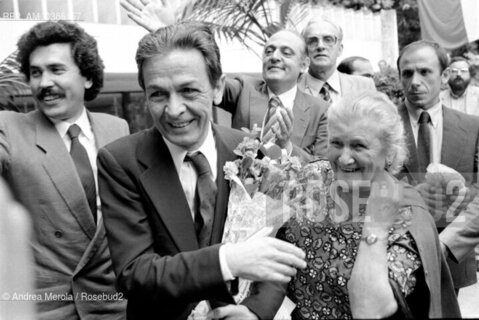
[179,0,310,51]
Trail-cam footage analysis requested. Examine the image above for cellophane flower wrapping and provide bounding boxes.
[221,134,335,318]
[425,163,468,222]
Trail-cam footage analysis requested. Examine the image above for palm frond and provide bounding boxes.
[0,50,29,111]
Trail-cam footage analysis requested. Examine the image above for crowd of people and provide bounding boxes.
[1,1,479,320]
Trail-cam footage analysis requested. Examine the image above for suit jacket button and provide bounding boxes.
[54,231,63,238]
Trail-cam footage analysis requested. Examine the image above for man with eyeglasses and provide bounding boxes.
[298,17,375,104]
[440,56,479,116]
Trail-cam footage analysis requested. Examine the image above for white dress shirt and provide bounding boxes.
[440,86,479,116]
[405,100,443,164]
[163,123,234,281]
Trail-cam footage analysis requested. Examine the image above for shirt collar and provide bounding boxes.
[267,85,297,111]
[405,99,442,128]
[54,107,94,140]
[163,122,217,176]
[303,70,340,94]
[327,70,341,94]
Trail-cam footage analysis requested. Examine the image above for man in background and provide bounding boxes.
[298,17,376,104]
[440,56,479,116]
[337,56,374,78]
[396,40,479,294]
[219,29,329,160]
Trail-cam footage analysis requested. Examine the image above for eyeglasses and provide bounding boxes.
[306,35,338,48]
[449,68,469,75]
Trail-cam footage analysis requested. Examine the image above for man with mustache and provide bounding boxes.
[298,17,376,105]
[440,56,479,116]
[0,21,128,319]
[395,40,479,294]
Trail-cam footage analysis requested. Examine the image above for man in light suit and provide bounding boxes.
[98,22,306,320]
[395,40,479,292]
[0,21,128,319]
[219,30,329,160]
[298,17,376,103]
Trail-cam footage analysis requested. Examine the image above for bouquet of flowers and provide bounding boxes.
[221,129,335,317]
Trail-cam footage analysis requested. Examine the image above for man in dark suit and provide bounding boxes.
[395,40,479,292]
[0,21,128,319]
[219,30,329,160]
[98,21,306,320]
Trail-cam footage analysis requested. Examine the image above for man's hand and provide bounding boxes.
[262,108,294,150]
[120,0,182,32]
[274,108,294,149]
[224,229,306,283]
[207,305,258,320]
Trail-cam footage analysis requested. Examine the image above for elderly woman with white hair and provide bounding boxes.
[276,91,460,319]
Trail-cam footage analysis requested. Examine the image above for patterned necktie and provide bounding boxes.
[262,96,282,143]
[67,124,97,223]
[417,111,431,176]
[319,82,332,104]
[185,152,217,247]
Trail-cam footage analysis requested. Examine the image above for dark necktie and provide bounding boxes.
[319,82,332,103]
[68,124,97,223]
[262,96,282,143]
[185,152,217,247]
[417,111,431,176]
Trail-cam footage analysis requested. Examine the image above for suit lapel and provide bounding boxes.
[291,91,309,146]
[441,107,465,169]
[34,111,96,239]
[250,82,269,128]
[138,129,199,252]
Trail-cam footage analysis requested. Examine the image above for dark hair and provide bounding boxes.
[397,40,449,74]
[136,21,222,90]
[449,56,472,72]
[337,56,370,74]
[16,20,104,101]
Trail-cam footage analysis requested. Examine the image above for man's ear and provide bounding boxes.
[84,79,93,89]
[301,56,311,74]
[213,74,226,105]
[441,68,450,85]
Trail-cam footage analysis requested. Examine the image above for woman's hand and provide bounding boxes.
[120,0,182,32]
[348,175,400,318]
